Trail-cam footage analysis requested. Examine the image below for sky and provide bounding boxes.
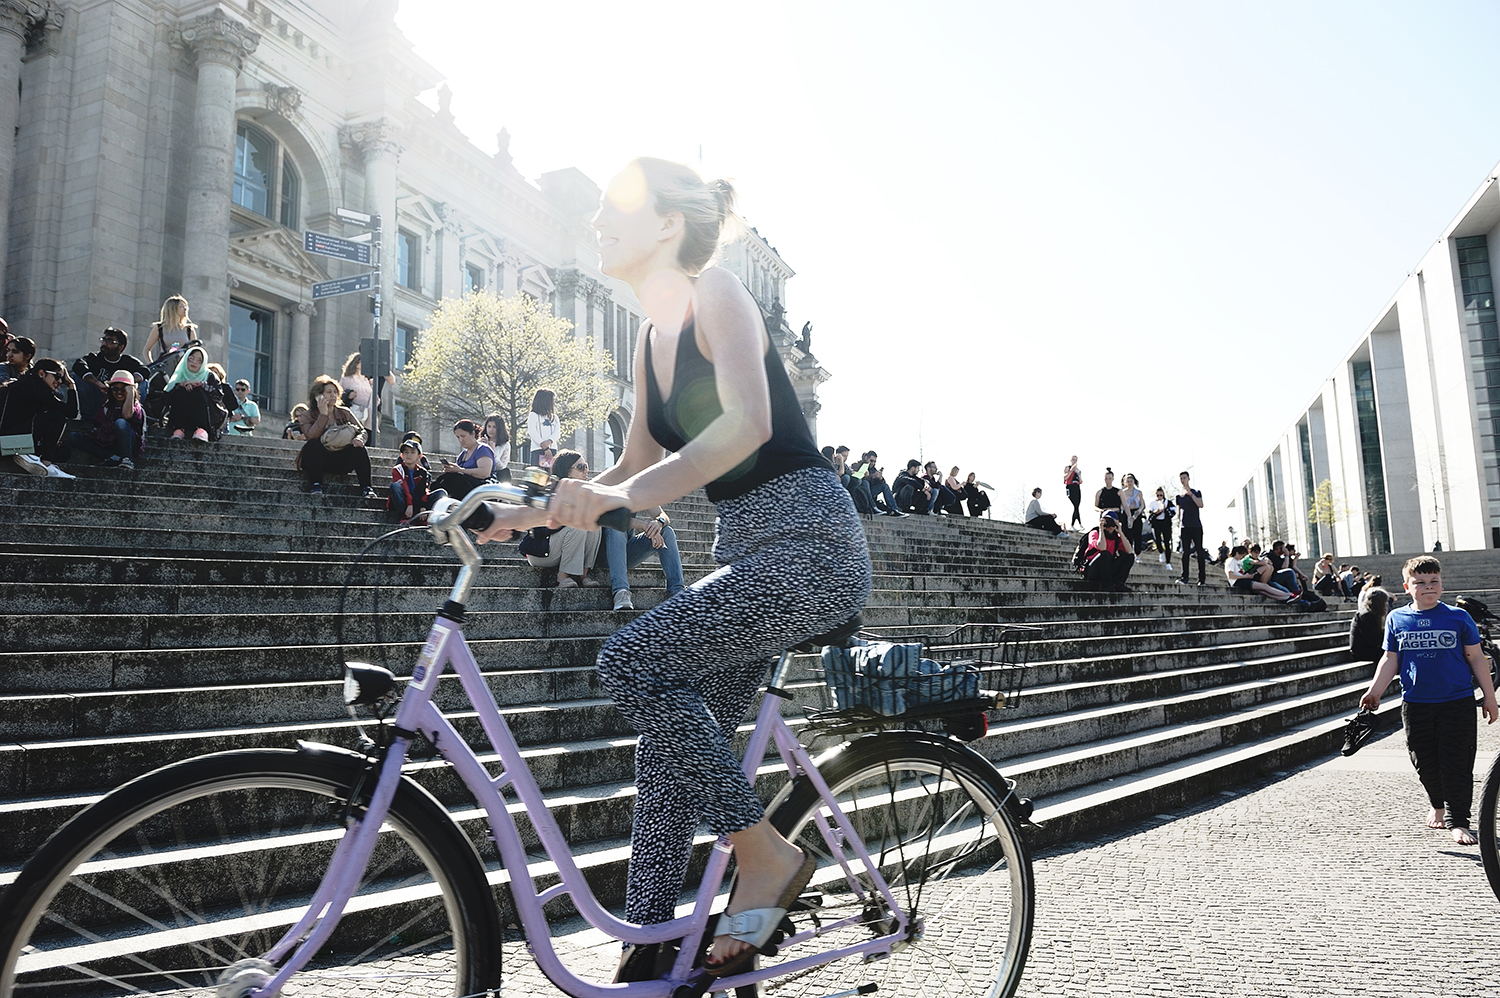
[394,0,1500,539]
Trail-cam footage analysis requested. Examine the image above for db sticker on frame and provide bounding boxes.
[411,628,449,693]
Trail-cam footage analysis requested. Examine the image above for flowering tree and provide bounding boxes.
[400,290,615,453]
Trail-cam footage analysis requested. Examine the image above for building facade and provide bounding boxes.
[0,0,826,471]
[1237,162,1500,556]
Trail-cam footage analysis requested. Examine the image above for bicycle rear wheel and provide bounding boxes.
[1480,751,1500,903]
[767,732,1034,997]
[0,747,501,997]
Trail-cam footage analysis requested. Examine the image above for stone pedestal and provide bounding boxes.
[175,10,259,359]
[0,1,54,308]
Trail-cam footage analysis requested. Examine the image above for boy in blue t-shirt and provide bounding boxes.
[1360,556,1498,845]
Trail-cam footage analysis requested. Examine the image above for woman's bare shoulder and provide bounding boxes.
[694,266,751,305]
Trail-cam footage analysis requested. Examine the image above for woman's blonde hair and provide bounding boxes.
[158,295,195,335]
[341,352,362,378]
[308,374,340,409]
[633,157,742,274]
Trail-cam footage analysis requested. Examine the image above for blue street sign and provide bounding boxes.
[311,272,375,300]
[304,230,372,265]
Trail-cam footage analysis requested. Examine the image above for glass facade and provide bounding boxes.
[1264,457,1281,540]
[1350,358,1391,554]
[1243,485,1258,544]
[1297,420,1320,558]
[227,300,274,405]
[1456,235,1500,534]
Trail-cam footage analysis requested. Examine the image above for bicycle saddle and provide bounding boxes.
[793,612,864,653]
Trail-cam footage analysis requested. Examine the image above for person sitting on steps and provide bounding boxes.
[603,504,687,610]
[430,418,497,499]
[67,371,144,470]
[2,357,78,479]
[1073,510,1135,592]
[296,375,378,500]
[161,346,219,443]
[892,458,932,514]
[72,327,148,421]
[520,449,601,590]
[1224,545,1297,603]
[388,437,435,523]
[1024,487,1066,536]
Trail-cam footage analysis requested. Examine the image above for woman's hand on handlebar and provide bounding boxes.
[472,502,549,545]
[548,477,630,531]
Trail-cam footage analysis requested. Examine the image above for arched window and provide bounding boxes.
[279,158,300,228]
[606,413,626,464]
[233,122,274,216]
[233,120,301,228]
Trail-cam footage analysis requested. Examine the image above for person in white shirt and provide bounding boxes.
[1024,487,1066,536]
[1225,544,1297,602]
[526,388,560,466]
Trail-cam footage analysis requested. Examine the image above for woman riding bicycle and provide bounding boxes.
[476,157,871,978]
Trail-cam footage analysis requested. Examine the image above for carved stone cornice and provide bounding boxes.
[552,268,581,298]
[282,301,315,317]
[172,9,261,71]
[1,0,59,46]
[339,119,404,165]
[581,278,607,307]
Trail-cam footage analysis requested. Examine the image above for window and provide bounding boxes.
[1351,358,1390,555]
[1297,420,1320,558]
[233,123,274,216]
[233,121,299,227]
[395,323,416,373]
[227,300,274,405]
[397,231,419,290]
[1457,235,1500,531]
[279,159,300,228]
[466,264,484,294]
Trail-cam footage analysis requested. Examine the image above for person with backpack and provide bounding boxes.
[1072,510,1135,592]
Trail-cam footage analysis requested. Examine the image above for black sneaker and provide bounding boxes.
[1341,709,1379,756]
[309,483,323,496]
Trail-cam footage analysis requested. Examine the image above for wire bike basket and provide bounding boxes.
[807,622,1039,739]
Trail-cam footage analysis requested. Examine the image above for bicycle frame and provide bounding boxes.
[253,530,910,997]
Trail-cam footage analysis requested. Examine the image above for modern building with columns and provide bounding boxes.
[1237,160,1500,556]
[0,0,828,470]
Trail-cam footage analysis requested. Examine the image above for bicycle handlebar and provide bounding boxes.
[428,483,634,538]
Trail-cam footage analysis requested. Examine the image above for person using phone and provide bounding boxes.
[67,370,145,469]
[430,418,497,499]
[1073,509,1135,592]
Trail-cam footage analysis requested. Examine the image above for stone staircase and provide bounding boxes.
[0,435,1396,920]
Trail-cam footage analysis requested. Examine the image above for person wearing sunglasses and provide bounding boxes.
[225,380,261,435]
[67,370,145,470]
[518,449,602,590]
[2,357,77,478]
[1,335,35,387]
[72,327,149,421]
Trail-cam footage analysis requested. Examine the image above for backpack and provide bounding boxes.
[1292,592,1328,612]
[518,526,555,559]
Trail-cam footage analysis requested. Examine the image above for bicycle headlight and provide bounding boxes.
[344,662,397,706]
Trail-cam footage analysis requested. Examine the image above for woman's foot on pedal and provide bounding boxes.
[708,843,814,974]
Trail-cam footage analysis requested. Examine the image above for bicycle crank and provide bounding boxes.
[215,958,276,998]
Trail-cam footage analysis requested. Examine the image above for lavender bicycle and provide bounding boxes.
[0,483,1035,998]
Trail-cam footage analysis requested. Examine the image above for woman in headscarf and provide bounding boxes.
[162,346,219,442]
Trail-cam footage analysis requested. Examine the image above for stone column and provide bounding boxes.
[174,10,259,359]
[341,120,402,370]
[434,202,465,299]
[0,1,56,307]
[283,301,314,413]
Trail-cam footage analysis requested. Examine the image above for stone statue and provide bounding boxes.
[767,297,785,334]
[797,321,813,354]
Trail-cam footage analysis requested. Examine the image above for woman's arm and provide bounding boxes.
[552,269,772,526]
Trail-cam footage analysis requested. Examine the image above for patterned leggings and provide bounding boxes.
[596,466,872,926]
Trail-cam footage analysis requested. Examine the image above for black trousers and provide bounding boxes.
[431,471,482,499]
[1026,514,1063,536]
[1402,697,1479,828]
[1067,483,1082,526]
[165,385,214,433]
[1084,552,1134,588]
[299,439,372,487]
[1179,523,1206,583]
[1151,520,1173,561]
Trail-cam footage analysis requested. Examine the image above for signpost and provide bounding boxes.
[304,231,372,266]
[307,208,385,445]
[311,272,374,300]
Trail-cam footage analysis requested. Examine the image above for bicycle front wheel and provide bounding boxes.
[0,747,501,997]
[768,732,1034,997]
[1480,751,1500,903]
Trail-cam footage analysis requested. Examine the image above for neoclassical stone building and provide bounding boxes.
[0,0,828,468]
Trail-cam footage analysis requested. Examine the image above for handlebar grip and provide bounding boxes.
[596,507,633,532]
[461,503,495,532]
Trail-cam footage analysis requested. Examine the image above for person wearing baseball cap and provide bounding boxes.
[67,370,145,469]
[1072,508,1136,593]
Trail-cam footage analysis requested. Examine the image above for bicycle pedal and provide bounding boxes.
[789,891,824,911]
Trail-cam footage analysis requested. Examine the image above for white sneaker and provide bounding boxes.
[45,464,76,480]
[13,454,47,477]
[613,590,634,611]
[1158,553,1166,563]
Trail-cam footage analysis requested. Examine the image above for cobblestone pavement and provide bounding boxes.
[282,720,1500,996]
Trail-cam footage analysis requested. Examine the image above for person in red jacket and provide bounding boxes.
[388,437,435,523]
[1072,509,1135,593]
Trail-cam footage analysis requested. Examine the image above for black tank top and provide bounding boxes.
[644,318,827,502]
